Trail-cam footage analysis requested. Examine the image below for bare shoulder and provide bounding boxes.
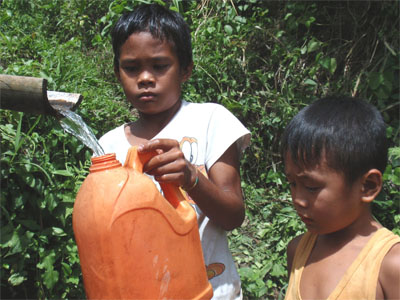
[286,234,304,275]
[379,241,400,300]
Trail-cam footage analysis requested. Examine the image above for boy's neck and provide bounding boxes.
[318,210,381,248]
[129,99,182,141]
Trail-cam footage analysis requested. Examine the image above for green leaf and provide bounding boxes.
[5,231,23,256]
[304,79,317,86]
[66,276,80,285]
[320,57,330,70]
[52,227,67,237]
[284,13,292,20]
[270,263,286,277]
[169,6,179,13]
[368,72,383,90]
[320,57,337,74]
[238,267,255,279]
[224,25,233,35]
[307,40,320,53]
[8,273,26,286]
[257,227,270,238]
[207,26,215,34]
[52,169,73,176]
[0,224,14,246]
[61,262,72,276]
[37,250,56,269]
[43,269,59,290]
[329,58,337,74]
[305,16,316,28]
[389,147,400,160]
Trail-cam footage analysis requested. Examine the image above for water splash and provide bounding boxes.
[56,108,105,157]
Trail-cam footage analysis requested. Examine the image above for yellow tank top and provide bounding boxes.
[285,228,400,300]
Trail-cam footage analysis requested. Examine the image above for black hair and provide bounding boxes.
[281,95,388,184]
[111,3,192,71]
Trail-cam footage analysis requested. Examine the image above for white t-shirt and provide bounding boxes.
[99,100,250,299]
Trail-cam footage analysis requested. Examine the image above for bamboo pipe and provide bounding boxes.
[0,74,83,115]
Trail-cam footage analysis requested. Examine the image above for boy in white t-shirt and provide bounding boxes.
[99,4,250,299]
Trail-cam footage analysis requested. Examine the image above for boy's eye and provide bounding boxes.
[124,66,139,72]
[305,186,320,192]
[153,64,169,71]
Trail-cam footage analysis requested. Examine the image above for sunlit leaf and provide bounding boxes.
[8,273,26,286]
[224,24,233,35]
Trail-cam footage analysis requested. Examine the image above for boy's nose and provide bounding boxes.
[138,70,155,87]
[292,192,308,209]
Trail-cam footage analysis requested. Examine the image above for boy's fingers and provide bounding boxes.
[138,139,179,152]
[154,172,184,185]
[142,148,185,173]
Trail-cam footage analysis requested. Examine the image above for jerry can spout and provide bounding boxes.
[0,74,83,116]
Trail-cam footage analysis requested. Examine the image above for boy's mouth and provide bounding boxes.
[298,213,313,224]
[139,92,156,101]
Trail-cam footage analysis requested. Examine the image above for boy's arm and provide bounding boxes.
[138,138,244,231]
[191,140,244,230]
[286,235,302,278]
[379,243,400,300]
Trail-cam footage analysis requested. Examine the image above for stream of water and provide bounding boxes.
[56,108,105,157]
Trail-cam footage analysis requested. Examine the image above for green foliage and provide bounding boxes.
[1,111,88,298]
[1,0,399,299]
[230,182,303,299]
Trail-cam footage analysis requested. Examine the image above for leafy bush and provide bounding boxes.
[1,0,398,299]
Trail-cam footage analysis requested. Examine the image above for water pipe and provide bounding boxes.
[0,74,83,116]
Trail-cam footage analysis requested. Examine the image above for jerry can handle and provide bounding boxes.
[124,146,184,208]
[123,146,156,173]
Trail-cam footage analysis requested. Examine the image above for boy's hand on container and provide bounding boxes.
[139,138,245,231]
[138,139,196,188]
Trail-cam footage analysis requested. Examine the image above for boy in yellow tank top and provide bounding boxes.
[281,96,400,300]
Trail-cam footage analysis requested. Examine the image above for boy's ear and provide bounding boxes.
[114,65,121,82]
[181,62,193,82]
[360,169,383,203]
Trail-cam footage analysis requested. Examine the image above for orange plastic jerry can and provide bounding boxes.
[72,146,213,299]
